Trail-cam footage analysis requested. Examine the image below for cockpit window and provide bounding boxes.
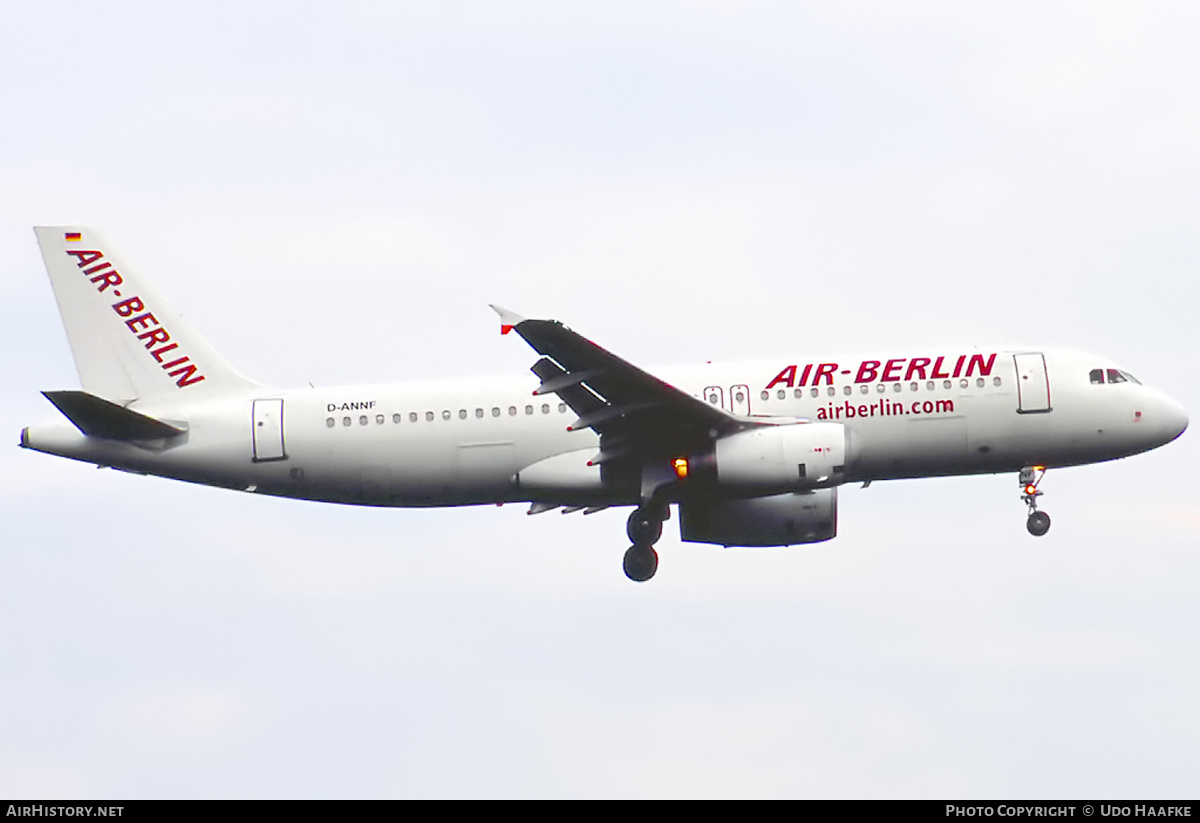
[1091,368,1143,386]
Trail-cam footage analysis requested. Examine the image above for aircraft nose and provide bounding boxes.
[1152,394,1188,445]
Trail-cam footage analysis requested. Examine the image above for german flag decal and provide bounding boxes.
[64,231,81,242]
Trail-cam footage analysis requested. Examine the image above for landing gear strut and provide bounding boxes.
[1020,466,1051,536]
[623,505,666,582]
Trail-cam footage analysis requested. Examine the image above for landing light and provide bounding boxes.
[672,457,689,480]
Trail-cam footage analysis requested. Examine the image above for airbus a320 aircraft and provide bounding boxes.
[21,227,1189,581]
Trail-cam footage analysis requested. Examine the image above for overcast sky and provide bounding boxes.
[2,1,1198,799]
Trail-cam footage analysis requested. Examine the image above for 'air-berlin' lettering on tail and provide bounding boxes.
[65,248,206,388]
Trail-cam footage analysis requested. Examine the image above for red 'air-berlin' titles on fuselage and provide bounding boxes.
[64,248,205,388]
[764,354,997,389]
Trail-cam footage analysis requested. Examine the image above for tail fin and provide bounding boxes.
[34,226,258,402]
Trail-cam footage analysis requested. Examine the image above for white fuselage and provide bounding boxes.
[22,347,1189,508]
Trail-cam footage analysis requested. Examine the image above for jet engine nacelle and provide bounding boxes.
[712,422,850,492]
[678,489,837,547]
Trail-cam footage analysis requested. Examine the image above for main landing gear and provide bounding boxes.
[623,505,666,582]
[1020,466,1051,537]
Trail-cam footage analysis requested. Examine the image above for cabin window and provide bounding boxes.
[343,417,351,427]
[893,383,901,393]
[491,407,501,417]
[761,390,769,401]
[843,385,852,395]
[826,386,835,397]
[326,417,335,428]
[558,403,567,413]
[876,384,885,394]
[409,412,418,423]
[542,403,550,414]
[376,414,385,425]
[475,408,484,419]
[359,415,368,425]
[459,409,468,420]
[943,380,952,389]
[525,405,533,415]
[910,381,919,392]
[509,406,518,416]
[993,377,1002,386]
[859,385,868,395]
[393,413,401,423]
[976,378,985,388]
[811,388,819,398]
[794,388,803,399]
[777,389,786,400]
[926,381,935,391]
[959,379,968,389]
[426,411,435,422]
[442,410,451,420]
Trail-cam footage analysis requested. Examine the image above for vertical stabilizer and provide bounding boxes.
[34,226,258,402]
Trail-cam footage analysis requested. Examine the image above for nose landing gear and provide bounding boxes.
[1020,466,1051,536]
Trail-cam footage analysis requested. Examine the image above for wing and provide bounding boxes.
[492,307,754,483]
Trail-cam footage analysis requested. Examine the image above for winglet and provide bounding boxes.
[489,304,526,336]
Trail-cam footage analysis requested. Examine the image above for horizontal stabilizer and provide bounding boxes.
[42,390,186,441]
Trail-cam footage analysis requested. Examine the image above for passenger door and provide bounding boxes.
[1013,353,1051,413]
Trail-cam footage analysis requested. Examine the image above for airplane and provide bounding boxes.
[20,226,1189,581]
